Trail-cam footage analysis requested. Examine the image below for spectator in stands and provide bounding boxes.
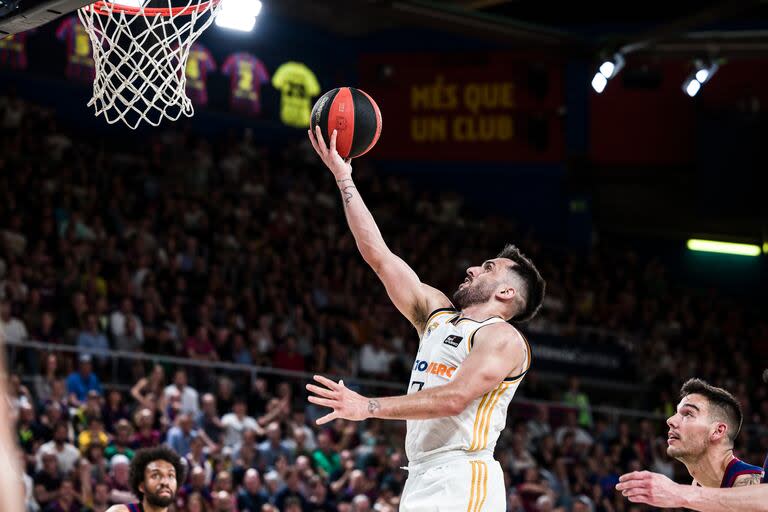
[130,364,167,411]
[36,422,80,475]
[258,422,293,470]
[89,481,111,512]
[274,468,308,511]
[33,452,62,510]
[221,398,260,448]
[105,419,135,460]
[236,468,268,512]
[312,430,341,479]
[185,325,218,363]
[272,336,305,373]
[132,408,161,449]
[42,478,81,512]
[65,355,102,406]
[0,299,28,344]
[563,377,593,428]
[163,369,199,416]
[167,412,209,456]
[105,454,135,504]
[77,416,109,454]
[197,392,224,444]
[110,297,143,343]
[554,411,594,448]
[33,353,62,405]
[75,313,110,367]
[358,334,393,379]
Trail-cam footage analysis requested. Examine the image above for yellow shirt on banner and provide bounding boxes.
[272,61,320,128]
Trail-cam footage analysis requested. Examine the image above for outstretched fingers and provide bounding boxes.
[316,411,338,425]
[313,374,342,390]
[306,383,336,399]
[308,395,337,408]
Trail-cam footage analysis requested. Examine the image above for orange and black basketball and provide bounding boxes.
[310,87,382,159]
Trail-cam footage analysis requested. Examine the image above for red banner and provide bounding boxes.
[358,52,564,162]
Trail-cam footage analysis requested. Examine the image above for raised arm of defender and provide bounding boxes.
[309,127,451,333]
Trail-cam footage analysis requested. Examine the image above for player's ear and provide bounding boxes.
[711,422,728,442]
[496,286,515,301]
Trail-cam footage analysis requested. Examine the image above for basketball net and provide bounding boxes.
[77,0,221,129]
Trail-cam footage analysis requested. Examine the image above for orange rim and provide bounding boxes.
[87,0,218,16]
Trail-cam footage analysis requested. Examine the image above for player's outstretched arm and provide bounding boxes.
[616,471,768,511]
[309,127,451,334]
[307,322,527,423]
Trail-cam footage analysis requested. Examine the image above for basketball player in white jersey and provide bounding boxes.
[306,127,546,511]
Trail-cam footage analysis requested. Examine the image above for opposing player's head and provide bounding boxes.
[130,446,185,508]
[452,244,545,322]
[666,378,743,462]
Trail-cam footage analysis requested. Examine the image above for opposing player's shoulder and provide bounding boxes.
[106,505,131,512]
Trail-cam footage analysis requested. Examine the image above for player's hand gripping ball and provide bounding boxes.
[310,87,382,159]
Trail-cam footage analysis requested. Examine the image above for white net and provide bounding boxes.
[77,0,221,129]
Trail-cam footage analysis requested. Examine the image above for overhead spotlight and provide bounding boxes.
[216,0,262,32]
[682,59,719,98]
[591,53,625,94]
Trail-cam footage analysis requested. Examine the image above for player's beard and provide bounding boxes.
[667,436,706,463]
[144,487,175,508]
[453,279,495,309]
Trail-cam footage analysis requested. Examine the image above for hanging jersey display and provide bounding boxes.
[221,52,270,116]
[272,61,320,128]
[185,43,216,106]
[56,17,95,83]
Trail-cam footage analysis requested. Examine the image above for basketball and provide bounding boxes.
[310,87,382,159]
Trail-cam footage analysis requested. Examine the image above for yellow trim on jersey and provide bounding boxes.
[425,308,457,325]
[467,325,484,351]
[467,461,478,512]
[469,392,491,451]
[475,461,488,512]
[470,383,503,451]
[482,383,510,449]
[474,386,500,450]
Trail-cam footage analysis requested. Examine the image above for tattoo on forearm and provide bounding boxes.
[336,179,356,205]
[368,399,380,416]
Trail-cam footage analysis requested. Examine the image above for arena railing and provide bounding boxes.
[6,339,668,423]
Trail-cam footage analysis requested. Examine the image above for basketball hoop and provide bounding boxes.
[77,0,221,129]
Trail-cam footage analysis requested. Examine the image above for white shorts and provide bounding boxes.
[399,452,505,512]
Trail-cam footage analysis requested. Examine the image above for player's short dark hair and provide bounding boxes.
[129,446,185,500]
[497,244,545,323]
[680,378,743,444]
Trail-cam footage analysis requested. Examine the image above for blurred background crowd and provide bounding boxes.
[2,93,767,512]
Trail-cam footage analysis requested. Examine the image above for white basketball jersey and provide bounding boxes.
[404,308,531,462]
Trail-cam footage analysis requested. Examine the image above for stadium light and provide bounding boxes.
[682,59,719,98]
[216,0,262,32]
[591,53,624,94]
[687,239,761,257]
[591,73,608,93]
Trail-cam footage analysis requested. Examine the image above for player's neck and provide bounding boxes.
[685,448,734,488]
[142,500,168,512]
[459,303,504,322]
